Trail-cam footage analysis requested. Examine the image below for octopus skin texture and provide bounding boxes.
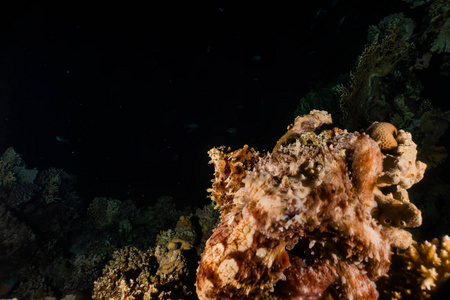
[196,113,392,299]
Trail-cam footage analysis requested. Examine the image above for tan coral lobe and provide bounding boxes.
[365,121,398,151]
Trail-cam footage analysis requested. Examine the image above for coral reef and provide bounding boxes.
[92,246,160,299]
[92,244,195,299]
[35,168,75,205]
[0,203,35,281]
[197,111,427,299]
[0,145,200,299]
[379,235,450,299]
[0,147,37,208]
[87,197,122,229]
[90,207,219,300]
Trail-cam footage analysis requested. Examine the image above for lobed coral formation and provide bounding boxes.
[366,123,426,249]
[197,111,427,299]
[379,235,450,299]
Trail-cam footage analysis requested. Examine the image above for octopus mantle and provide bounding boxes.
[196,111,393,299]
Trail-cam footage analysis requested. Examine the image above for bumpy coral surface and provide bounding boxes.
[196,111,393,299]
[365,122,398,151]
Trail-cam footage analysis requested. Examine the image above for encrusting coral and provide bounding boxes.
[197,110,427,299]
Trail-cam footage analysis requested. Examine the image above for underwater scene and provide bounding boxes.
[1,0,450,299]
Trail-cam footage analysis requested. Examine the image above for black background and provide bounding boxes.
[0,0,410,207]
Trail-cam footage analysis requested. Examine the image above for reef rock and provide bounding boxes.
[197,110,395,299]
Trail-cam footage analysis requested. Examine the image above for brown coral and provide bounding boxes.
[196,111,392,299]
[365,121,398,151]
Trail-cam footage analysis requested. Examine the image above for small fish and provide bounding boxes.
[314,8,327,19]
[332,0,340,7]
[226,127,237,134]
[337,16,346,34]
[185,124,199,133]
[251,55,261,62]
[56,135,70,144]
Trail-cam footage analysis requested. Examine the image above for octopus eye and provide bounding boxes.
[287,211,296,219]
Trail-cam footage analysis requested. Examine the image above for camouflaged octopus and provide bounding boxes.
[196,111,393,299]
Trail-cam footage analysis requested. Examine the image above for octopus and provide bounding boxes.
[196,111,393,299]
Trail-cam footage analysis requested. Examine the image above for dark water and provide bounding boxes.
[0,0,409,207]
